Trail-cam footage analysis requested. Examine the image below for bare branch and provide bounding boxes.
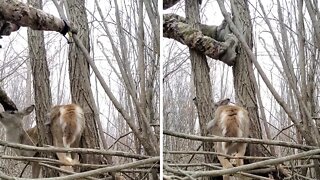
[0,139,150,159]
[177,149,320,179]
[39,163,99,180]
[40,157,159,180]
[164,130,317,150]
[0,157,159,180]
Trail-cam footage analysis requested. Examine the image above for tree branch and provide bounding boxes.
[169,149,320,179]
[165,151,273,160]
[0,157,159,180]
[39,163,99,180]
[163,13,238,66]
[0,0,75,34]
[41,157,159,180]
[164,130,317,150]
[0,140,150,159]
[163,0,181,9]
[0,87,17,111]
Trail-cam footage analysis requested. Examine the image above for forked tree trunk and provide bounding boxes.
[27,0,56,177]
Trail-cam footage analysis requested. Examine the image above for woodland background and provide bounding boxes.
[0,0,320,179]
[164,0,320,179]
[0,0,159,179]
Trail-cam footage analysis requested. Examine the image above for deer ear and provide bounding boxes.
[219,98,230,105]
[22,105,35,115]
[215,98,230,107]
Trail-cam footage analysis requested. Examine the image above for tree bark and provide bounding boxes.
[66,0,103,169]
[0,0,68,34]
[27,0,56,177]
[163,13,238,66]
[185,1,215,179]
[143,0,160,55]
[163,0,180,9]
[230,0,267,160]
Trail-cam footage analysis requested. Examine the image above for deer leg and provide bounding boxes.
[31,162,40,178]
[70,135,82,172]
[235,143,247,167]
[54,139,74,165]
[216,142,233,169]
[53,137,75,174]
[216,142,233,180]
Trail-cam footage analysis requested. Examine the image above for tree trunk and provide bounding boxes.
[65,0,107,170]
[27,0,56,177]
[231,0,268,159]
[185,1,215,179]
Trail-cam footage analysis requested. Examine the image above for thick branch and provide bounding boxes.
[0,87,17,111]
[163,0,181,9]
[0,140,149,159]
[44,157,159,180]
[182,149,320,179]
[0,157,159,180]
[164,151,272,160]
[39,163,99,180]
[163,13,238,66]
[0,0,70,33]
[164,130,317,150]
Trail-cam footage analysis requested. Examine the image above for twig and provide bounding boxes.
[272,124,294,140]
[185,144,202,170]
[167,163,221,167]
[0,155,67,165]
[206,164,272,180]
[163,163,195,180]
[293,173,315,180]
[106,131,133,150]
[103,132,134,153]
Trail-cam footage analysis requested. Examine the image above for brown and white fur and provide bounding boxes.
[0,104,85,178]
[207,99,250,180]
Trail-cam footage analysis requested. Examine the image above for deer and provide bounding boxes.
[207,98,250,180]
[0,103,85,178]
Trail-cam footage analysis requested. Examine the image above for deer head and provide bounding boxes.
[207,98,250,180]
[0,105,34,131]
[0,104,40,178]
